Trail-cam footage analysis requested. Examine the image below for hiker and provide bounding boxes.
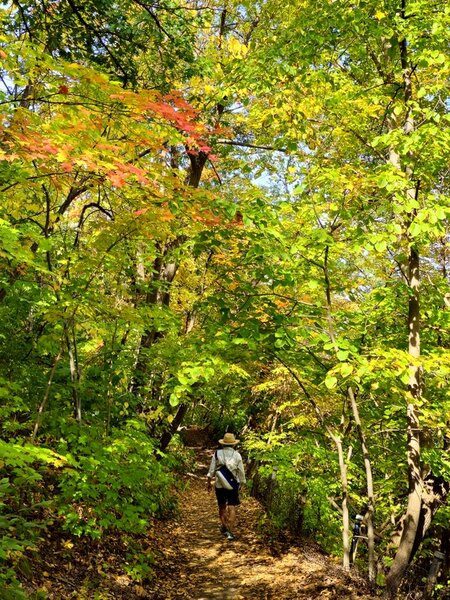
[207,432,246,540]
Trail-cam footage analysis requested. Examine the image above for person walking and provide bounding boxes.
[207,432,246,541]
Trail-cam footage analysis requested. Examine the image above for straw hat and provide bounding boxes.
[219,432,239,445]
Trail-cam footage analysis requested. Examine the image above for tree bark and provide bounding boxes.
[385,241,423,597]
[337,437,351,570]
[347,386,376,584]
[65,320,81,423]
[131,236,186,394]
[159,403,188,453]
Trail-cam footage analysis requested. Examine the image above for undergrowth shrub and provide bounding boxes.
[253,463,306,535]
[208,412,248,440]
[56,418,179,537]
[164,433,196,472]
[0,441,67,598]
[1,418,181,593]
[246,433,342,554]
[122,537,155,583]
[0,378,31,439]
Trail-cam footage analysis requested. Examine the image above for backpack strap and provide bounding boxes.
[215,447,235,469]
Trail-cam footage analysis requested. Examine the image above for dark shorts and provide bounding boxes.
[215,487,240,506]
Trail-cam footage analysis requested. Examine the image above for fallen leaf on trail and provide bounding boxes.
[134,584,147,596]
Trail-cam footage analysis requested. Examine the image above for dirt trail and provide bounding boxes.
[147,449,377,600]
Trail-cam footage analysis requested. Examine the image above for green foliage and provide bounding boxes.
[56,420,178,537]
[207,410,249,440]
[0,379,31,438]
[247,433,343,554]
[162,433,196,473]
[0,442,66,596]
[0,570,29,599]
[123,540,155,583]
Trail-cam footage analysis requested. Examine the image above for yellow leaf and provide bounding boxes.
[56,149,67,162]
[228,37,248,58]
[375,10,386,19]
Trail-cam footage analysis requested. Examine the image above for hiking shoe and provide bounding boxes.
[225,531,235,541]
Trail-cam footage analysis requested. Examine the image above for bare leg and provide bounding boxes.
[219,504,228,530]
[227,505,237,533]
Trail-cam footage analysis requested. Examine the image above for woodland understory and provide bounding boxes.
[1,0,450,598]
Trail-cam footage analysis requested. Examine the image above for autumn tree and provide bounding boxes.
[1,0,450,597]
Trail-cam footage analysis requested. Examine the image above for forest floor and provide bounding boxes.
[20,447,380,599]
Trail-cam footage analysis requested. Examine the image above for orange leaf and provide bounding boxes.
[161,209,175,222]
[109,171,128,187]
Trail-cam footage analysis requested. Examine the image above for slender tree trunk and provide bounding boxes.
[347,386,376,584]
[384,16,426,594]
[131,239,185,395]
[335,435,351,569]
[65,321,81,423]
[32,346,63,440]
[274,355,352,568]
[322,245,358,570]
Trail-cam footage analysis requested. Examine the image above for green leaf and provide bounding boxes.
[417,87,427,99]
[340,363,353,378]
[325,375,338,389]
[177,373,190,385]
[374,241,387,253]
[169,393,180,407]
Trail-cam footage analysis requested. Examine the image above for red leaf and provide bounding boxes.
[134,208,149,217]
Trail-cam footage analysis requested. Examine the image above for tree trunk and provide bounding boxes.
[159,403,188,452]
[131,237,186,395]
[336,436,351,570]
[385,245,422,597]
[32,345,63,440]
[131,151,209,397]
[384,15,427,594]
[65,321,81,423]
[131,148,210,448]
[409,475,450,565]
[347,386,376,584]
